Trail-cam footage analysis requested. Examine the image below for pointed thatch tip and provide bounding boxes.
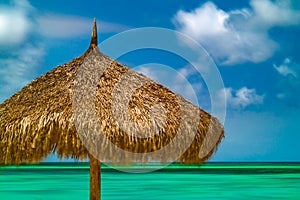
[90,18,98,47]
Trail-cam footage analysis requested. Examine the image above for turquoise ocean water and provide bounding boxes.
[0,163,299,200]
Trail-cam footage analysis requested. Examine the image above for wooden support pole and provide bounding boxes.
[89,154,101,200]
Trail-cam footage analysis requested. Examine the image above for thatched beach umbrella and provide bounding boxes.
[0,19,224,200]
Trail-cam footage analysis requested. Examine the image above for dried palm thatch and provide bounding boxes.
[0,19,224,166]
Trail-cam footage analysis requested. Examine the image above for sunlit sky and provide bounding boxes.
[1,0,300,162]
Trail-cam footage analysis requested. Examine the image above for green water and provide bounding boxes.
[0,163,299,200]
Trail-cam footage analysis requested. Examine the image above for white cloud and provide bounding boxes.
[274,58,300,105]
[37,15,130,39]
[0,44,45,102]
[251,0,300,26]
[175,2,229,38]
[221,87,264,109]
[0,0,130,43]
[98,20,130,33]
[274,58,298,77]
[36,15,91,38]
[0,1,129,44]
[0,0,130,102]
[0,0,32,46]
[176,64,199,80]
[0,0,43,102]
[173,0,300,65]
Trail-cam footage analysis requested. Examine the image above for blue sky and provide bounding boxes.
[0,0,300,162]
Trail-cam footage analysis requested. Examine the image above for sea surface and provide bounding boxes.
[0,163,299,200]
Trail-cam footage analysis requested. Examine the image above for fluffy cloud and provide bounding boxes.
[274,58,300,106]
[274,58,298,77]
[0,0,33,46]
[0,0,129,103]
[0,0,43,102]
[250,0,300,26]
[221,87,264,109]
[173,0,300,65]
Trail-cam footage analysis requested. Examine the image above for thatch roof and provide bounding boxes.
[0,20,224,165]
